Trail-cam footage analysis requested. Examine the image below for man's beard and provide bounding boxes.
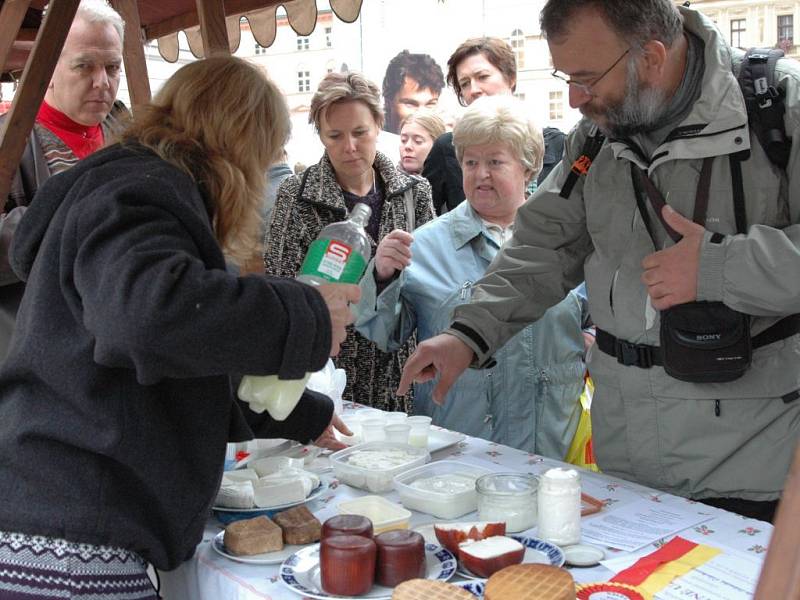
[585,59,668,139]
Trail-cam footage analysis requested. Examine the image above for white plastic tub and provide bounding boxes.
[329,441,430,493]
[393,460,491,519]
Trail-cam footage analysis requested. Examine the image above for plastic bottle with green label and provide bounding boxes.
[238,203,372,420]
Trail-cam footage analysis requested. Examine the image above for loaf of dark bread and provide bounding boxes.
[224,516,283,556]
[273,505,322,545]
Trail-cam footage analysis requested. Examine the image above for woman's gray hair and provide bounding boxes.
[76,0,125,44]
[453,95,544,179]
[540,0,682,51]
[309,71,384,132]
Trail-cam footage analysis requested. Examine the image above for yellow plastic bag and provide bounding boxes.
[564,375,600,472]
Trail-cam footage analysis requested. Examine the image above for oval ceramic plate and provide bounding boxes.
[279,542,456,600]
[211,530,302,565]
[456,536,565,580]
[455,580,486,598]
[212,476,328,514]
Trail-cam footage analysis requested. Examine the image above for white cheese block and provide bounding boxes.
[251,456,304,477]
[215,479,255,509]
[224,468,259,483]
[259,468,319,497]
[253,477,307,507]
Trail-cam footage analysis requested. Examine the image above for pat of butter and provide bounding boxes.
[253,478,307,507]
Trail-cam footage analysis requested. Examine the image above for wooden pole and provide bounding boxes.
[0,0,31,76]
[754,441,800,599]
[110,0,152,113]
[0,0,80,212]
[196,0,230,57]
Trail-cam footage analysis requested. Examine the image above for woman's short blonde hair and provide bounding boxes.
[309,71,384,132]
[453,95,543,179]
[122,56,290,265]
[398,108,446,142]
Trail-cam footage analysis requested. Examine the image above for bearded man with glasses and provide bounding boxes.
[398,0,800,524]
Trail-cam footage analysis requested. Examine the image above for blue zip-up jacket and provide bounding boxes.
[355,201,586,458]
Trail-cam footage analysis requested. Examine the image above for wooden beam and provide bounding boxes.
[196,0,229,56]
[16,28,39,42]
[0,0,80,212]
[0,0,32,74]
[754,441,800,599]
[110,0,151,112]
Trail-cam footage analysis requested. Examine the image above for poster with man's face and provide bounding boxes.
[381,50,445,134]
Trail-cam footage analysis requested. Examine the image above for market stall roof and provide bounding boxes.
[1,0,362,75]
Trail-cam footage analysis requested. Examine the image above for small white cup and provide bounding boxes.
[361,418,386,442]
[356,409,385,425]
[384,411,409,425]
[406,415,432,448]
[337,413,362,443]
[384,423,411,443]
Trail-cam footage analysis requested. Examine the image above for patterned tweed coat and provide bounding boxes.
[265,151,434,411]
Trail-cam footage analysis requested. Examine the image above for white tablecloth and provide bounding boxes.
[159,409,773,600]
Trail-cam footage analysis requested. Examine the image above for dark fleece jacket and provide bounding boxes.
[0,143,333,570]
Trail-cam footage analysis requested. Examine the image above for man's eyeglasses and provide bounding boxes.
[551,48,630,96]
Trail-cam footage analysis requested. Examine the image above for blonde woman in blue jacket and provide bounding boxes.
[354,95,587,458]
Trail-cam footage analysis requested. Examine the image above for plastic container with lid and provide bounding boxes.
[329,441,430,493]
[393,460,492,519]
[476,472,539,533]
[337,495,412,534]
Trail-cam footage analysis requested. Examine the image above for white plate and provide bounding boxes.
[563,543,605,567]
[456,536,565,580]
[211,530,304,565]
[279,542,457,600]
[212,476,329,513]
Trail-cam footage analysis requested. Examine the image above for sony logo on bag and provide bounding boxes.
[695,333,722,341]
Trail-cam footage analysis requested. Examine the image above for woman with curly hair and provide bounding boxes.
[0,56,355,597]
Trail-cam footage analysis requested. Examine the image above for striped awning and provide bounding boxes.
[154,0,362,62]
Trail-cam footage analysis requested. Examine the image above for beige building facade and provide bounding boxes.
[687,0,799,58]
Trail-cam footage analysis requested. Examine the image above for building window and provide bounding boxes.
[549,90,563,121]
[297,36,310,51]
[254,43,265,55]
[325,27,332,47]
[778,14,794,45]
[730,18,746,48]
[297,69,311,93]
[513,91,526,101]
[510,28,525,69]
[326,60,337,74]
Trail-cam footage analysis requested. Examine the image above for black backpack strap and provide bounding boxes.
[738,47,791,170]
[559,126,606,199]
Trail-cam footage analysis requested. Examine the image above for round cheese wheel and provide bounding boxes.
[320,534,376,596]
[374,529,426,587]
[322,514,374,540]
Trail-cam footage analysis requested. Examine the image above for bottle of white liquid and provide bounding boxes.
[537,468,582,546]
[238,204,372,420]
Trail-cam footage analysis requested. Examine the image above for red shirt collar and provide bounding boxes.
[36,100,105,159]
